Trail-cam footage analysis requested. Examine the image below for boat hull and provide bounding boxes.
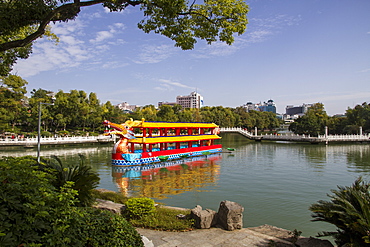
[112,144,222,166]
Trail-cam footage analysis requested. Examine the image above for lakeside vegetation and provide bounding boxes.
[0,156,194,246]
[2,74,370,138]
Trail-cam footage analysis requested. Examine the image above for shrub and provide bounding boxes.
[0,156,79,246]
[0,156,143,247]
[45,208,144,247]
[43,155,100,207]
[124,197,155,219]
[310,177,370,246]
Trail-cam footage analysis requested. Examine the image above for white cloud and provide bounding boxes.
[358,68,370,73]
[89,23,125,43]
[90,30,114,43]
[134,45,176,64]
[191,14,301,59]
[154,79,195,91]
[12,16,128,77]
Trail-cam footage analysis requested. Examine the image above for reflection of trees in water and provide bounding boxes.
[113,155,221,199]
[222,132,370,173]
[345,145,370,173]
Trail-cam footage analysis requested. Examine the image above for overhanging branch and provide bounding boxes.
[0,0,144,52]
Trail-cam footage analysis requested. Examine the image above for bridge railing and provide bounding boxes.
[220,128,370,141]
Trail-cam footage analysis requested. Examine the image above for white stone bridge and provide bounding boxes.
[220,127,370,144]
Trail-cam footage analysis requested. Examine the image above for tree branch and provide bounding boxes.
[0,0,144,52]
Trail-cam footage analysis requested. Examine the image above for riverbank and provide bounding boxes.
[94,192,333,247]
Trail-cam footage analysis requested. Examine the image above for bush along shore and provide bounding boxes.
[2,156,370,246]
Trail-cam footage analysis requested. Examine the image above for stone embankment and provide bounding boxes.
[94,198,333,247]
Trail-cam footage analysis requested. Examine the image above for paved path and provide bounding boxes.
[137,227,295,247]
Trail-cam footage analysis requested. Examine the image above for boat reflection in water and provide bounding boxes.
[112,154,221,199]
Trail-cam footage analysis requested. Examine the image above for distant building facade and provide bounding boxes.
[243,99,276,113]
[285,103,313,116]
[116,102,138,113]
[158,101,178,108]
[158,91,204,109]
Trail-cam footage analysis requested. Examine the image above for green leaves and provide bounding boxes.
[0,156,143,246]
[138,0,249,50]
[1,0,248,76]
[310,177,370,246]
[124,197,156,219]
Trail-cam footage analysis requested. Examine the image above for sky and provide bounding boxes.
[12,0,370,116]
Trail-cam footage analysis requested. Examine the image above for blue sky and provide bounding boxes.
[12,0,370,116]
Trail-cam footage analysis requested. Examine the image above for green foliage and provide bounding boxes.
[0,75,28,132]
[46,208,144,247]
[129,206,194,231]
[138,0,248,50]
[309,177,370,246]
[124,197,156,219]
[0,156,78,246]
[92,189,128,204]
[0,0,248,76]
[43,155,100,207]
[0,156,143,246]
[289,103,329,136]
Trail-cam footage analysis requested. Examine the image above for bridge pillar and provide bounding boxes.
[360,126,363,136]
[325,126,328,138]
[254,127,257,136]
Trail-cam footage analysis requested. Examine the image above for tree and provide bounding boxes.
[289,103,329,136]
[157,105,178,122]
[0,0,249,75]
[27,88,56,134]
[346,103,370,134]
[140,105,158,121]
[0,75,28,132]
[0,25,57,76]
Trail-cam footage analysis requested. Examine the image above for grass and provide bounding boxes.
[93,190,194,231]
[92,189,128,204]
[129,206,194,231]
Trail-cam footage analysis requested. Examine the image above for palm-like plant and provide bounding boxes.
[310,177,370,246]
[44,155,100,207]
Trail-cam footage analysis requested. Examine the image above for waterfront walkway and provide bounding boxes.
[137,225,332,247]
[0,135,114,146]
[221,127,370,144]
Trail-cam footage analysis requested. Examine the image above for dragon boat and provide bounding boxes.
[103,119,222,166]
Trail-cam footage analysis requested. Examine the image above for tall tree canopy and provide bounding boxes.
[0,0,249,75]
[289,103,329,136]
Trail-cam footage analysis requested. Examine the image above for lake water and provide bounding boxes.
[2,133,370,238]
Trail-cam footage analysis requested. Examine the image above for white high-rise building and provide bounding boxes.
[176,91,204,109]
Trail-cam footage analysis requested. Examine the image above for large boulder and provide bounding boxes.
[190,205,218,229]
[217,200,244,231]
[93,199,126,215]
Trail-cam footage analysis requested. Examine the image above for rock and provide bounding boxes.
[217,200,244,231]
[93,199,126,215]
[141,235,154,247]
[296,237,334,247]
[191,205,218,229]
[249,224,295,241]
